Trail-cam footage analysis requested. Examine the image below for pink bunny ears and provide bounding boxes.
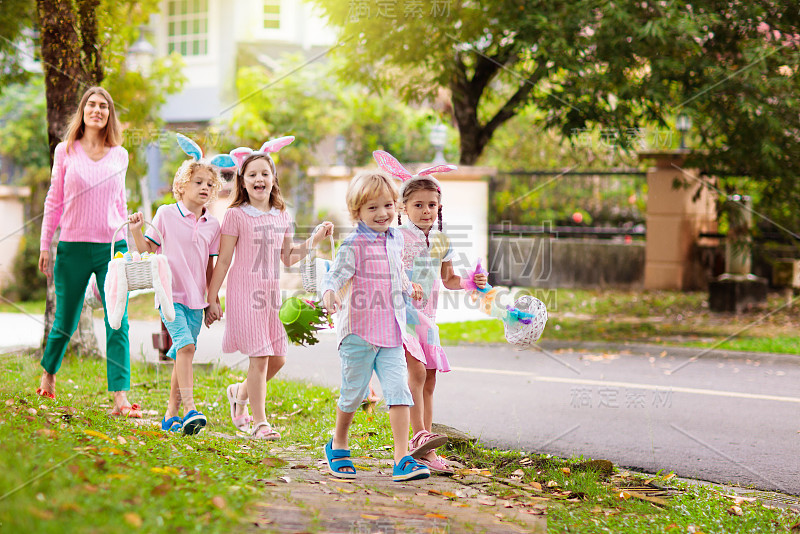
[372,150,456,192]
[229,136,295,172]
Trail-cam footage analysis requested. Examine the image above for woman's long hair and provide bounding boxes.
[64,86,123,153]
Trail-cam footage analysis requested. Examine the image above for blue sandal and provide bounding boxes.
[392,455,431,482]
[324,439,356,479]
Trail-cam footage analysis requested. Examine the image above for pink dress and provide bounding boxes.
[400,223,455,372]
[221,205,293,357]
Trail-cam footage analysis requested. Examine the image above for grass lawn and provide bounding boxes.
[1,353,796,532]
[439,289,800,355]
[0,351,348,533]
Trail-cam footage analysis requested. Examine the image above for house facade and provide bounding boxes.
[152,0,337,126]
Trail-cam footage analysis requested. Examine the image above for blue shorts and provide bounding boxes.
[160,303,203,360]
[337,334,413,412]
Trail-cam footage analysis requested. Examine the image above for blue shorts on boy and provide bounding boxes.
[338,333,413,412]
[160,303,203,359]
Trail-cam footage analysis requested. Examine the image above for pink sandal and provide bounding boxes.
[251,421,280,441]
[419,453,454,475]
[408,430,448,459]
[226,383,252,432]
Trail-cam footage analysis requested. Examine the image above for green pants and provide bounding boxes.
[41,240,131,391]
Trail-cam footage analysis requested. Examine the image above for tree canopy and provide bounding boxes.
[309,1,800,179]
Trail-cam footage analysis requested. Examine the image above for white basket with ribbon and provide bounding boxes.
[503,295,548,349]
[301,224,336,298]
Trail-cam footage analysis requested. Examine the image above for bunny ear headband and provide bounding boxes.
[372,150,456,193]
[176,133,236,169]
[228,136,295,172]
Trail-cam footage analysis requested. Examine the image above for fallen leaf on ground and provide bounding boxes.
[278,476,291,483]
[546,480,559,488]
[478,497,496,506]
[727,505,743,516]
[662,472,676,481]
[211,496,226,509]
[511,469,525,478]
[261,457,287,467]
[425,513,447,519]
[529,482,543,491]
[83,429,112,442]
[520,457,532,466]
[124,512,142,528]
[151,466,181,476]
[561,467,571,475]
[151,483,171,496]
[723,494,756,504]
[360,514,379,520]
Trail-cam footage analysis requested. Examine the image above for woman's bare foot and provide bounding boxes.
[111,391,142,418]
[37,372,56,397]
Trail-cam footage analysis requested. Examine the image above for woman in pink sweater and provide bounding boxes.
[37,87,140,417]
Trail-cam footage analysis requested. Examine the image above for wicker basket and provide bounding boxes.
[503,295,548,349]
[301,225,335,294]
[110,221,166,292]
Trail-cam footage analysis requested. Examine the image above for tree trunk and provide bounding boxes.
[37,0,103,358]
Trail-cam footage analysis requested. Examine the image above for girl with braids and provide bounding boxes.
[373,151,487,474]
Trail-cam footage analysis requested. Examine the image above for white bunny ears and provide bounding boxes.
[372,150,456,193]
[229,136,295,172]
[176,133,236,169]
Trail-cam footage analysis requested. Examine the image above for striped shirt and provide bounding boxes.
[321,222,411,347]
[40,140,128,250]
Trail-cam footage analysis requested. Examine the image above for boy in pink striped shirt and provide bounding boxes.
[321,171,430,482]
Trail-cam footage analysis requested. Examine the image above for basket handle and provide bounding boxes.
[310,223,336,261]
[110,220,166,260]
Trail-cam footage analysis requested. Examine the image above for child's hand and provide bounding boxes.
[474,273,488,289]
[128,212,145,233]
[411,282,423,301]
[205,301,222,326]
[323,290,340,313]
[312,221,334,246]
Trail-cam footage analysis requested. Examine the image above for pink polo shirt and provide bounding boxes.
[145,201,220,309]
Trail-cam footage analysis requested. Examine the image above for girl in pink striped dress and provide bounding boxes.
[206,137,332,439]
